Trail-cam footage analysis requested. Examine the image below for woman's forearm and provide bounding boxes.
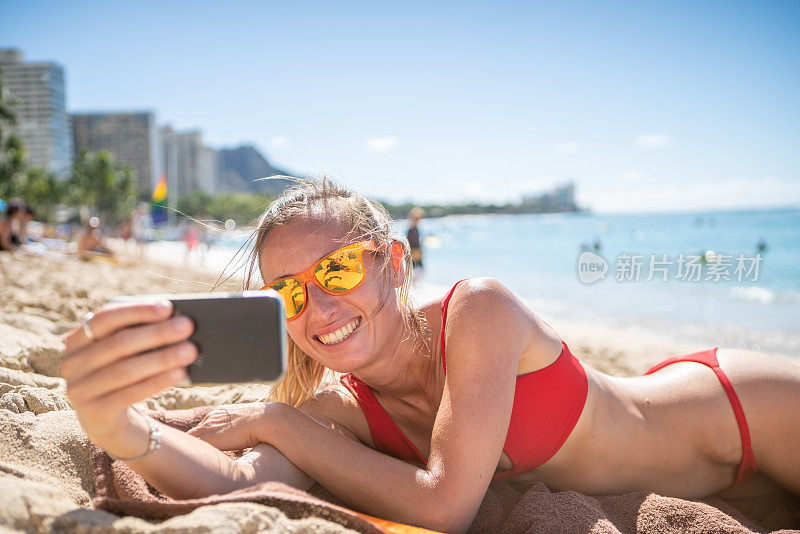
[98,404,465,530]
[93,408,259,499]
[260,404,457,531]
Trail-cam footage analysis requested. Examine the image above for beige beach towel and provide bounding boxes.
[91,407,800,534]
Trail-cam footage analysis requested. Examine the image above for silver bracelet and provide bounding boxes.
[105,406,162,462]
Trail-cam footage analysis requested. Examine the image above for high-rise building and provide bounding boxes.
[71,112,161,195]
[198,145,219,194]
[161,125,222,205]
[521,182,578,212]
[0,49,72,174]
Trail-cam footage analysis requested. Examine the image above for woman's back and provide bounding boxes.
[337,277,793,501]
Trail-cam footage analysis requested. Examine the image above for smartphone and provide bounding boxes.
[112,291,287,384]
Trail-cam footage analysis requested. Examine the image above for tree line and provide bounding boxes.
[377,198,584,220]
[0,136,139,226]
[175,190,275,227]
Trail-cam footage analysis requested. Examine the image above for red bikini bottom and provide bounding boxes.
[644,348,758,488]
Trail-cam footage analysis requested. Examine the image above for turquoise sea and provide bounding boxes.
[397,207,799,358]
[203,207,799,358]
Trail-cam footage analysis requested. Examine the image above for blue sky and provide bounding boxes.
[2,0,799,212]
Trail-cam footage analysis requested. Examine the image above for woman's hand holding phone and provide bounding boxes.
[61,301,198,450]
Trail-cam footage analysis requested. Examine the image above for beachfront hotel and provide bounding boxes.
[0,48,72,175]
[161,124,218,198]
[70,111,162,195]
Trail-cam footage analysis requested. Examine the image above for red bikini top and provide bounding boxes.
[340,279,588,481]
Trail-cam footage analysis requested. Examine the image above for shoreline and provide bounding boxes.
[406,207,800,359]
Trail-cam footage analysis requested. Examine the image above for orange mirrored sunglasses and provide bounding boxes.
[261,240,390,320]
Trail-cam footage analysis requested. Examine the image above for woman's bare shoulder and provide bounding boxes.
[444,277,530,325]
[444,277,563,369]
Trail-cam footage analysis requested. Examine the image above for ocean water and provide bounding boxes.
[183,207,799,358]
[402,207,800,358]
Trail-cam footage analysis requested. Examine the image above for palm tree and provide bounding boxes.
[0,65,17,142]
[69,150,140,226]
[0,65,20,198]
[0,134,26,199]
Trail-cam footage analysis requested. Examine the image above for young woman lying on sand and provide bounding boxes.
[63,179,800,533]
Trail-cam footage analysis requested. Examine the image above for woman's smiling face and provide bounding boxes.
[259,215,398,373]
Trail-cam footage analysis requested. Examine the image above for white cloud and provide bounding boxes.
[636,134,673,148]
[267,136,290,149]
[365,136,398,153]
[555,141,578,154]
[581,176,800,213]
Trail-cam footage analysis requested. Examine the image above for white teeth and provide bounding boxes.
[318,318,360,345]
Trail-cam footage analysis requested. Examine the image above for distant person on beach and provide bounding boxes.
[181,222,203,263]
[0,203,19,252]
[580,237,603,252]
[130,203,152,259]
[196,223,210,262]
[15,201,35,245]
[119,219,132,243]
[0,200,34,252]
[78,217,114,258]
[194,210,211,262]
[406,207,425,281]
[63,178,800,533]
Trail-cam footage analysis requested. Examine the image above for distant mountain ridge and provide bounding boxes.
[216,145,297,196]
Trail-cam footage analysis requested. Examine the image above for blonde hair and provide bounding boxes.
[242,175,430,406]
